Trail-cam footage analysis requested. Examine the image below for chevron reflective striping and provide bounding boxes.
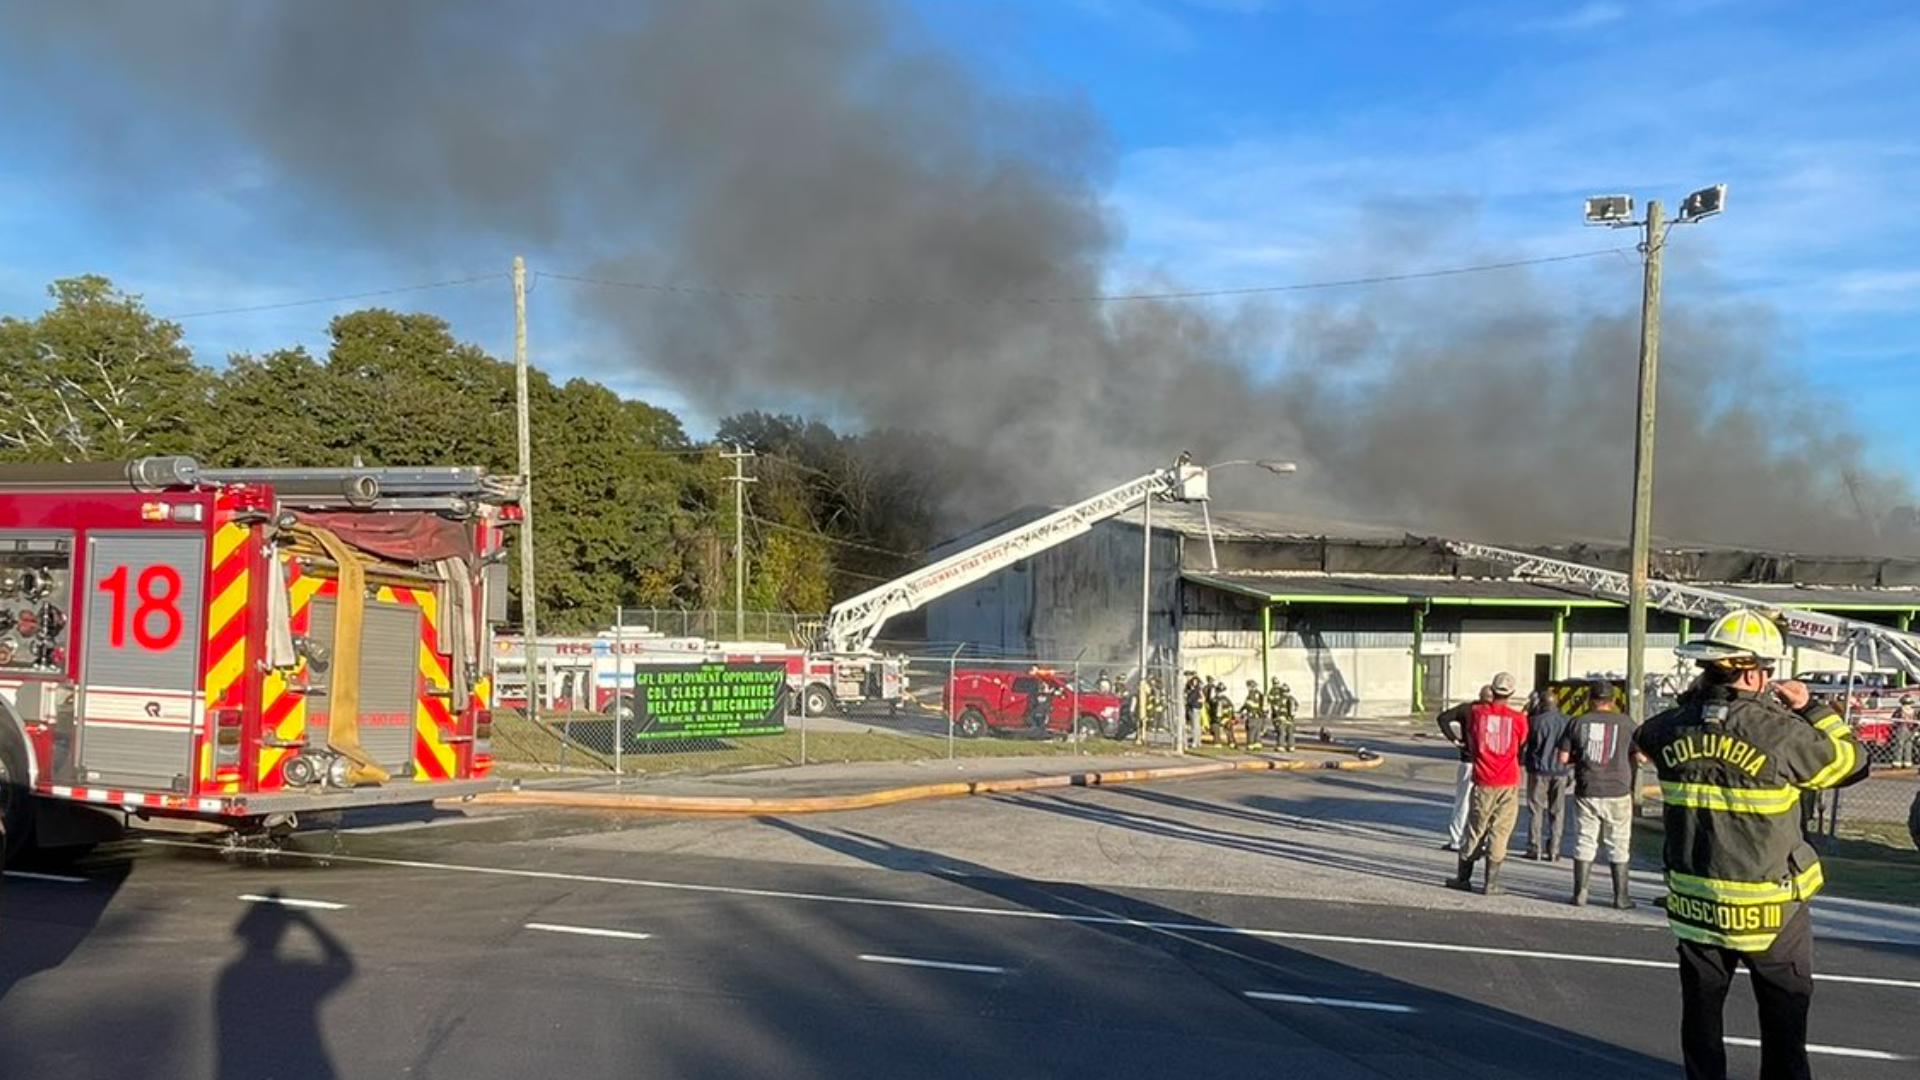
[258,556,319,788]
[410,587,458,781]
[201,521,252,791]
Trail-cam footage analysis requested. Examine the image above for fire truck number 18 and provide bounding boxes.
[98,565,184,651]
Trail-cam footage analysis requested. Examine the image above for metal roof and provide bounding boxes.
[1184,572,1613,607]
[1718,585,1920,612]
[1116,503,1413,543]
[1184,572,1920,612]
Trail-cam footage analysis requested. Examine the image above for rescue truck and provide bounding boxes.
[491,631,806,717]
[0,457,520,864]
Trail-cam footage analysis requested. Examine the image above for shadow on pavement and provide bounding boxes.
[745,818,1676,1079]
[215,889,356,1080]
[1001,789,1454,889]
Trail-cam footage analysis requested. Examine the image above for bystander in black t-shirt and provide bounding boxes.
[1560,709,1636,799]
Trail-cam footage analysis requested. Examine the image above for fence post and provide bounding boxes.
[614,606,625,778]
[798,657,809,766]
[948,642,966,761]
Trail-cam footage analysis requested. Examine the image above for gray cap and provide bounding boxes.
[1490,672,1517,696]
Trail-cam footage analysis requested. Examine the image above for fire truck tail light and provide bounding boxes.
[138,501,207,523]
[213,707,243,749]
[499,504,524,522]
[474,709,493,741]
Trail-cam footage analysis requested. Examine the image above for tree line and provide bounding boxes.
[0,276,953,633]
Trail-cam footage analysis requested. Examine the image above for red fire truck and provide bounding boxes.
[0,457,519,863]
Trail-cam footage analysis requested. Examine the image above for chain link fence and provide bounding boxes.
[486,612,1208,777]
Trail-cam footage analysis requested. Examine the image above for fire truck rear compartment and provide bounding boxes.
[303,596,423,781]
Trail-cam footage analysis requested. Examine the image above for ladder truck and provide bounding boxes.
[0,456,520,864]
[801,456,1211,715]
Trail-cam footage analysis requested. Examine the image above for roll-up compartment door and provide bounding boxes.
[305,595,420,777]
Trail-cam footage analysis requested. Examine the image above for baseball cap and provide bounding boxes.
[1490,672,1517,697]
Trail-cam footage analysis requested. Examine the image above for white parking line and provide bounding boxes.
[858,954,1007,974]
[525,922,652,941]
[1725,1036,1909,1062]
[238,893,346,911]
[145,840,1920,993]
[3,870,88,884]
[1244,991,1417,1014]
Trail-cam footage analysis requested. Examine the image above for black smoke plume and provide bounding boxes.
[4,0,1910,553]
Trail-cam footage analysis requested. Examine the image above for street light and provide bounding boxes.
[1196,459,1299,571]
[1584,184,1727,726]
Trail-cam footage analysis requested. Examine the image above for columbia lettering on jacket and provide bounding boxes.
[1634,685,1870,952]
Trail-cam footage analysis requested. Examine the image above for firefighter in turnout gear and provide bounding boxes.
[1241,680,1268,749]
[1636,608,1870,1080]
[1270,680,1298,752]
[1208,679,1236,747]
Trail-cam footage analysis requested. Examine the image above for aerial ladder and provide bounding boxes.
[805,456,1210,712]
[1446,540,1920,678]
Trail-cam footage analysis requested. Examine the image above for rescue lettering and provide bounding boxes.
[1664,894,1786,932]
[1660,732,1768,777]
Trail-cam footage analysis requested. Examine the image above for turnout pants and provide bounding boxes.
[1460,784,1519,862]
[1524,772,1568,855]
[1676,907,1814,1080]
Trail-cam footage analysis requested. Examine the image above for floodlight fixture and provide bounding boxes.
[1678,183,1727,223]
[1584,194,1635,226]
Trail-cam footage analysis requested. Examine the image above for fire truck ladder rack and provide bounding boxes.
[1446,539,1920,678]
[821,456,1209,655]
[0,456,523,512]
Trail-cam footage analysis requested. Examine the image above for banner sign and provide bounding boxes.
[628,661,787,740]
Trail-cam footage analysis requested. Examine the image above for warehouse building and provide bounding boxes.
[924,503,1920,718]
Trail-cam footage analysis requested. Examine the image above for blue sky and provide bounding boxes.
[2,0,1916,466]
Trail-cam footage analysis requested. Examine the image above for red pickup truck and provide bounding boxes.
[947,669,1127,740]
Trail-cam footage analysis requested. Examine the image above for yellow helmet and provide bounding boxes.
[1676,608,1787,667]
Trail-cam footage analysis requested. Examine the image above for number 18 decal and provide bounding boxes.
[99,565,184,650]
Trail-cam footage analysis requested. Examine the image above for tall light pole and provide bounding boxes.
[1584,184,1726,725]
[1140,456,1296,747]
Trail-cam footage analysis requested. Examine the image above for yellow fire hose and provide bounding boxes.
[290,523,391,786]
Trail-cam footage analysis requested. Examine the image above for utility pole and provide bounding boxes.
[512,256,541,727]
[1626,201,1664,728]
[721,444,757,639]
[1138,492,1153,746]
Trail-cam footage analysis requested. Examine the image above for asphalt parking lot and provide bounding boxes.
[2,747,1915,1078]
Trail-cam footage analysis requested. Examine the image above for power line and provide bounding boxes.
[535,247,1629,307]
[170,272,508,320]
[745,512,921,560]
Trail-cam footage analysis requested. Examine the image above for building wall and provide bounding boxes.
[924,519,1180,665]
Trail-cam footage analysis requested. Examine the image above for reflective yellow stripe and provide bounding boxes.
[1811,713,1846,735]
[1793,861,1824,899]
[1669,920,1779,952]
[1805,733,1858,789]
[1659,781,1799,815]
[1666,871,1794,904]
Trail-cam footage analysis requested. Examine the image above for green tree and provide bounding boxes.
[0,276,209,461]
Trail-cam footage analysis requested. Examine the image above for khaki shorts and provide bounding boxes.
[1461,784,1520,862]
[1572,795,1634,864]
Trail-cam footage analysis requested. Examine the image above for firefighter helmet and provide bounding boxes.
[1676,608,1787,667]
